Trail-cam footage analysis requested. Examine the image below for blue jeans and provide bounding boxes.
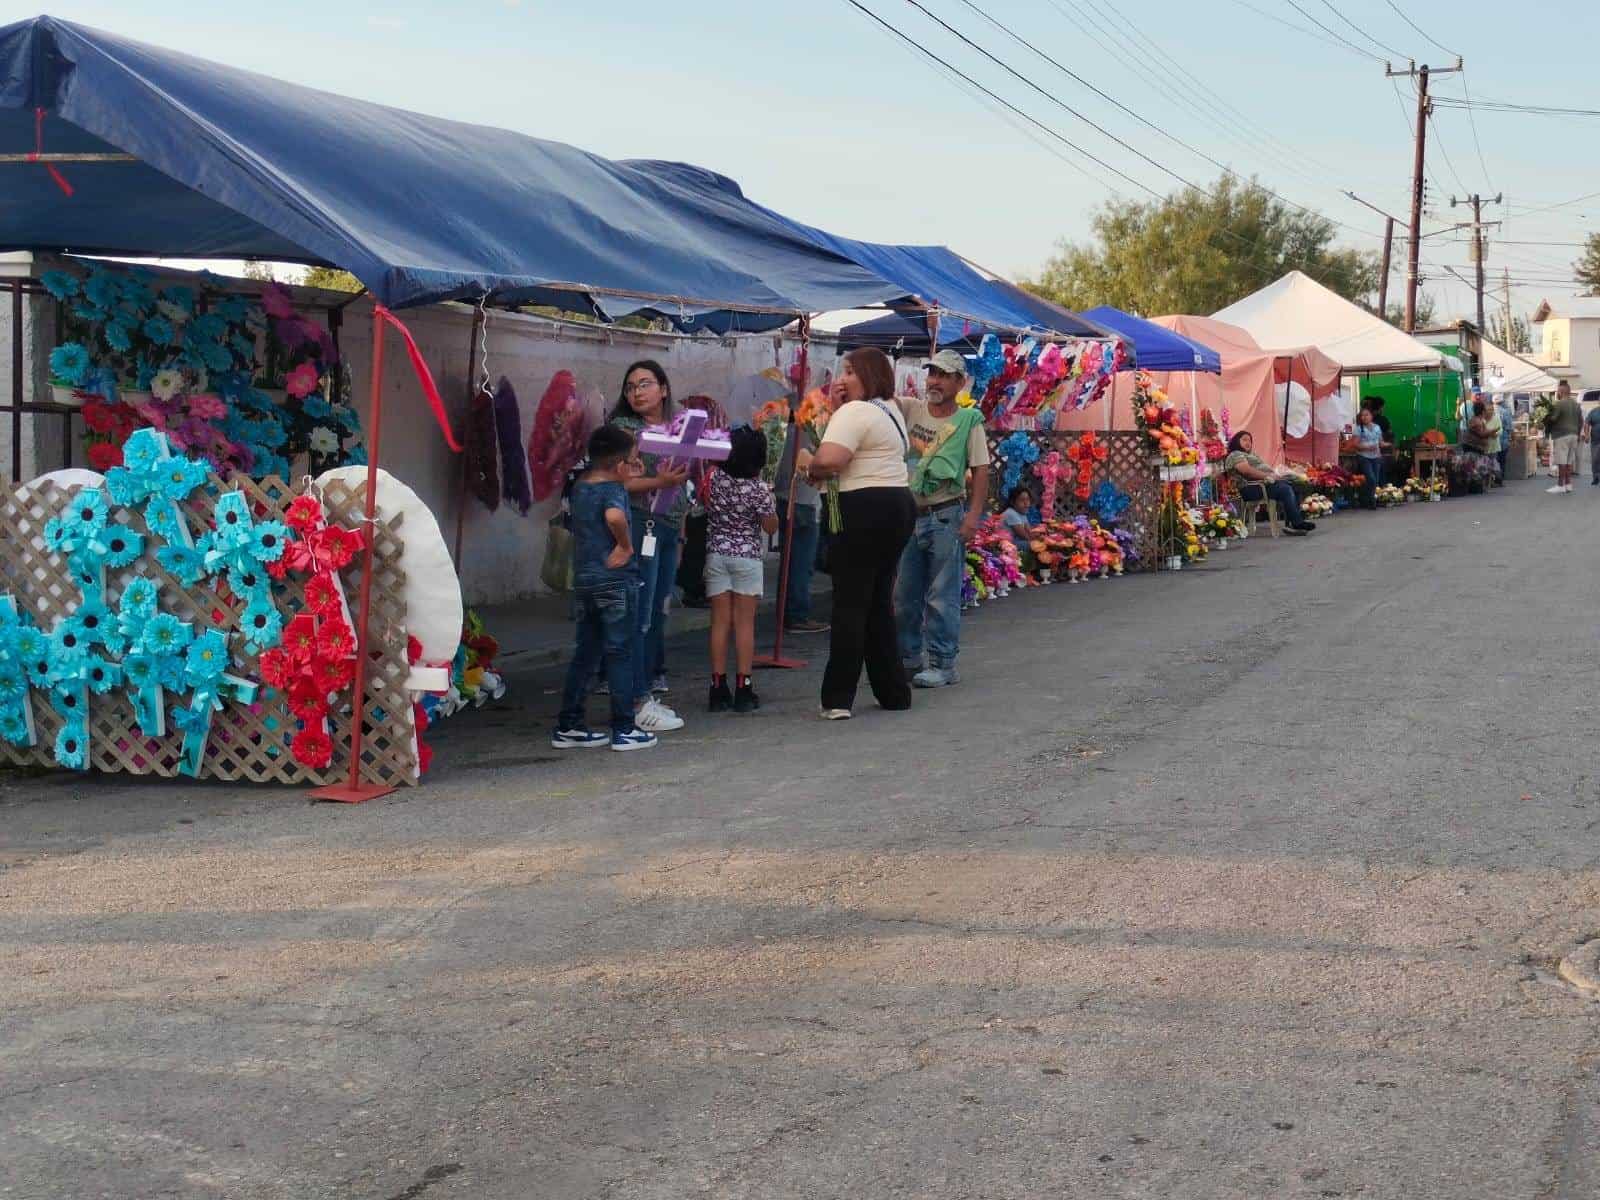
[629,508,680,701]
[777,498,820,624]
[560,582,636,735]
[1239,480,1305,527]
[1358,455,1383,506]
[895,503,966,670]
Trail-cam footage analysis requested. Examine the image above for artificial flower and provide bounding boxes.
[84,656,122,695]
[101,526,143,568]
[81,400,116,434]
[141,612,191,655]
[316,623,353,660]
[150,366,183,400]
[146,502,184,543]
[118,575,159,616]
[308,425,339,455]
[240,601,283,652]
[286,676,327,722]
[156,300,191,326]
[53,725,88,770]
[284,495,324,533]
[48,342,90,386]
[312,655,353,694]
[49,624,89,669]
[247,522,290,563]
[303,572,339,616]
[281,613,318,662]
[83,271,120,310]
[211,492,253,543]
[184,630,229,682]
[187,392,227,420]
[105,321,133,353]
[261,282,296,320]
[67,594,113,647]
[62,489,109,539]
[39,269,80,300]
[285,361,320,399]
[291,725,334,769]
[156,543,206,586]
[156,457,208,502]
[86,442,124,473]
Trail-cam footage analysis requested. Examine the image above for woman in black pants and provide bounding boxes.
[797,347,916,719]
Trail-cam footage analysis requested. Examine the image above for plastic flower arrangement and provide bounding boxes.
[794,387,841,532]
[1088,480,1130,523]
[1300,493,1334,518]
[1133,374,1199,465]
[1375,483,1405,507]
[997,431,1040,498]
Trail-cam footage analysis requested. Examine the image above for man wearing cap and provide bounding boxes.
[894,349,990,689]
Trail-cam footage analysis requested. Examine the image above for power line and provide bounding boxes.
[1282,0,1388,62]
[1457,71,1495,191]
[1425,108,1469,195]
[1381,0,1457,57]
[1316,0,1410,60]
[947,0,1385,243]
[1432,97,1600,117]
[1226,0,1380,62]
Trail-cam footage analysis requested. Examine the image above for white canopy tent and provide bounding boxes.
[1213,270,1450,373]
[1476,336,1561,395]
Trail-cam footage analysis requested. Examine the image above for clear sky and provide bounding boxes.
[22,0,1600,324]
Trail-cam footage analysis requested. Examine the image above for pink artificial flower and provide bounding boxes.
[285,361,320,399]
[261,282,295,320]
[274,315,315,349]
[186,392,226,420]
[175,416,212,449]
[135,398,172,432]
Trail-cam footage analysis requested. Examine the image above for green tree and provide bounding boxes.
[240,260,277,282]
[1383,293,1437,330]
[300,265,363,293]
[1024,174,1378,316]
[1575,232,1600,295]
[1487,311,1532,353]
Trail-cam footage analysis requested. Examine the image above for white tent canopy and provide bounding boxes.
[1212,270,1449,373]
[1477,335,1561,395]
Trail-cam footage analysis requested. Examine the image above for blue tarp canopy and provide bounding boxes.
[1080,306,1222,373]
[836,298,1121,355]
[0,16,908,318]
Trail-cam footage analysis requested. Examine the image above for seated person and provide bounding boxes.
[1223,432,1315,535]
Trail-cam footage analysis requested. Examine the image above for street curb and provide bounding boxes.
[1557,939,1600,996]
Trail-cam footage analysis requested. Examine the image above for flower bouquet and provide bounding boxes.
[1134,375,1200,466]
[1300,492,1334,518]
[753,399,790,488]
[1374,483,1405,507]
[796,387,841,532]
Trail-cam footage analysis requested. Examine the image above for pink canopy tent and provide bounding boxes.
[1057,316,1342,466]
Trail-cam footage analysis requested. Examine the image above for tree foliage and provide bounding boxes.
[1576,232,1600,296]
[1024,174,1379,316]
[300,266,363,293]
[1383,293,1437,330]
[1487,311,1532,354]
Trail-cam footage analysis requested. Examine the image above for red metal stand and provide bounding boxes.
[754,320,810,670]
[311,305,397,803]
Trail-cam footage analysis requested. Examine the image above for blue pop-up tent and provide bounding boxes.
[0,16,908,321]
[1081,306,1221,373]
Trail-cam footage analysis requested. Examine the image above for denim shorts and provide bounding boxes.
[705,553,763,597]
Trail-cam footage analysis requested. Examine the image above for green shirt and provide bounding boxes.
[1548,397,1583,439]
[1224,449,1270,478]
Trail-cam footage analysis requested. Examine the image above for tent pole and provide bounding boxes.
[311,304,398,803]
[453,302,485,568]
[754,314,809,671]
[10,279,21,482]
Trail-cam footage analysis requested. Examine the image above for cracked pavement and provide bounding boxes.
[4,479,1600,1198]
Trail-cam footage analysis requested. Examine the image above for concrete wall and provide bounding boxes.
[0,284,74,483]
[337,299,834,607]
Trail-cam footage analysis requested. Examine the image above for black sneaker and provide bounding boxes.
[733,681,760,713]
[1294,521,1317,531]
[708,679,733,712]
[784,619,830,634]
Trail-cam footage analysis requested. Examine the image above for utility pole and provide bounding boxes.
[1386,58,1463,332]
[1452,192,1503,336]
[1501,266,1513,348]
[1344,192,1402,318]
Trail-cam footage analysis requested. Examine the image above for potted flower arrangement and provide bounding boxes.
[1300,492,1334,519]
[1374,483,1405,507]
[46,341,92,407]
[1134,374,1200,469]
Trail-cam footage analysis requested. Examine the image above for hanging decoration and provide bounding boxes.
[1087,479,1131,523]
[527,370,590,503]
[996,431,1041,499]
[259,494,363,770]
[1065,431,1109,502]
[1032,450,1068,520]
[1011,343,1067,423]
[964,335,1005,416]
[463,383,501,512]
[0,596,38,748]
[493,377,533,514]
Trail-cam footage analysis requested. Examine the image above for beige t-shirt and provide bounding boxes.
[822,399,911,492]
[899,397,991,508]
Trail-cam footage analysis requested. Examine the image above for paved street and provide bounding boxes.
[5,478,1600,1200]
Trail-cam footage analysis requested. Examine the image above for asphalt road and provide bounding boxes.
[5,478,1600,1199]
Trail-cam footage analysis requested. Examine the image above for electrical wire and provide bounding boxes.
[1225,0,1381,62]
[1316,0,1410,60]
[1425,108,1469,196]
[1457,71,1495,191]
[1380,0,1457,57]
[1432,97,1600,117]
[1282,0,1388,63]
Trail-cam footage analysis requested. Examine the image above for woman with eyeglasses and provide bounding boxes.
[608,360,691,733]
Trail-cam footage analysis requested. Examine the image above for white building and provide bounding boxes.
[1531,297,1600,390]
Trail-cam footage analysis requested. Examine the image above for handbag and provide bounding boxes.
[541,511,574,593]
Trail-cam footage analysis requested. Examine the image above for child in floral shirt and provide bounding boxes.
[704,425,778,713]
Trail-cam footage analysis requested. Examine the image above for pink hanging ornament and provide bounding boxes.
[1033,450,1069,520]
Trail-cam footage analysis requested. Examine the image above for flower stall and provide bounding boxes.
[0,432,427,786]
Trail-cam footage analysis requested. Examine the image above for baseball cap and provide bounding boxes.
[926,349,967,376]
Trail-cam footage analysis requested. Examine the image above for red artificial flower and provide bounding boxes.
[291,725,334,769]
[312,654,354,694]
[303,572,340,617]
[413,702,429,735]
[406,635,423,665]
[87,441,124,472]
[311,524,364,572]
[416,737,433,775]
[82,400,115,435]
[257,647,294,689]
[282,613,319,663]
[287,675,328,722]
[284,495,325,535]
[316,621,354,660]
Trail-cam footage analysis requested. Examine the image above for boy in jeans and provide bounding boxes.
[552,426,657,752]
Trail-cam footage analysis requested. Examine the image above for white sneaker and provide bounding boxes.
[819,708,852,721]
[1547,485,1567,493]
[635,699,684,732]
[1566,485,1576,493]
